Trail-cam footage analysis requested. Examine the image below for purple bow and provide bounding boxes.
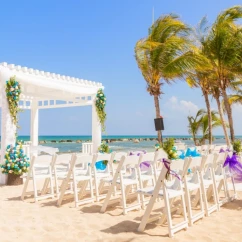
[140,161,150,171]
[223,153,242,182]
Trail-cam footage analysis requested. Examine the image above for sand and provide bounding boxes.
[1,184,242,242]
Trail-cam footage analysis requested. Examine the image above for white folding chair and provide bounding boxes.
[137,159,189,237]
[92,153,115,201]
[184,156,204,226]
[21,155,55,202]
[223,152,237,201]
[100,155,141,215]
[199,154,218,216]
[213,152,229,208]
[57,154,96,207]
[137,152,156,209]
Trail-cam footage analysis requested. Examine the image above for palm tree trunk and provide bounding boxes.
[203,89,212,145]
[154,95,162,143]
[215,95,231,146]
[222,89,235,142]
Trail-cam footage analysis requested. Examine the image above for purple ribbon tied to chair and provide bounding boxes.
[223,152,242,182]
[162,159,181,180]
[129,151,150,171]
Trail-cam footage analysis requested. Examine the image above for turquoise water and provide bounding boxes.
[0,135,235,153]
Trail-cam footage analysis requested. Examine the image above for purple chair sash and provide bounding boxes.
[223,152,242,182]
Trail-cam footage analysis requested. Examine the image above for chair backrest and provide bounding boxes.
[75,154,97,166]
[123,155,141,167]
[55,154,72,165]
[114,152,128,161]
[138,152,155,165]
[170,159,186,173]
[154,149,168,162]
[189,156,203,170]
[214,152,226,167]
[200,154,214,172]
[33,155,53,165]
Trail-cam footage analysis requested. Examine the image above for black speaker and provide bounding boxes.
[154,118,164,131]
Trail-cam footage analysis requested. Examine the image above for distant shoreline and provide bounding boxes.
[0,135,230,144]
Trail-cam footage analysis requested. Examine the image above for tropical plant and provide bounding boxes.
[188,109,224,145]
[135,14,204,143]
[232,140,242,154]
[98,141,110,153]
[162,138,178,160]
[186,17,214,145]
[202,6,242,142]
[98,141,110,166]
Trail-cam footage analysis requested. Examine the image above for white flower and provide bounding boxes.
[15,86,18,90]
[7,164,10,166]
[9,170,13,173]
[10,88,14,91]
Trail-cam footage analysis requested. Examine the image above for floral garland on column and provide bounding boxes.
[5,76,21,127]
[95,89,107,132]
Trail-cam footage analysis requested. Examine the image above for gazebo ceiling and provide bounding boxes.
[0,62,103,100]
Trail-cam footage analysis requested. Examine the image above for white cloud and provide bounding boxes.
[166,96,199,115]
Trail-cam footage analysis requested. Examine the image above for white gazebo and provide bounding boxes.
[0,62,103,184]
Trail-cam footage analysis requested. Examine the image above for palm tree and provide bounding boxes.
[188,108,224,145]
[135,14,204,143]
[187,17,215,145]
[188,109,206,145]
[211,86,231,146]
[228,91,242,105]
[203,6,242,142]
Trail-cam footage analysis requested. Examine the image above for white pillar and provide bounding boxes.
[30,101,39,147]
[0,70,16,184]
[92,102,102,153]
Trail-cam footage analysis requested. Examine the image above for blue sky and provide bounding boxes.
[0,0,242,136]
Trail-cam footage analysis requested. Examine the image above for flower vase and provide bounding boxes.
[7,173,23,186]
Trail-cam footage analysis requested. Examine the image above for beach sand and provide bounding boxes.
[1,184,242,242]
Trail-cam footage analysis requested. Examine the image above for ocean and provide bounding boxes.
[1,135,236,153]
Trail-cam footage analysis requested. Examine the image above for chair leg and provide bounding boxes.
[163,192,174,238]
[121,184,127,215]
[100,180,116,213]
[73,177,79,208]
[200,180,209,217]
[49,175,55,199]
[184,186,193,226]
[137,191,159,232]
[90,179,94,201]
[21,175,30,201]
[32,177,38,202]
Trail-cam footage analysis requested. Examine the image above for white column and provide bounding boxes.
[92,102,102,153]
[0,70,16,184]
[30,101,39,147]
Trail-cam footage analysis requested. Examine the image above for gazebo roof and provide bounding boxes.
[0,62,104,109]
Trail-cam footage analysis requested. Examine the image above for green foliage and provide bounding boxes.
[5,76,21,129]
[95,89,107,132]
[1,141,30,176]
[98,141,110,165]
[233,140,242,154]
[160,138,178,160]
[188,109,224,145]
[98,141,110,154]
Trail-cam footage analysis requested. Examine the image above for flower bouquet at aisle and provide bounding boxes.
[1,141,30,185]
